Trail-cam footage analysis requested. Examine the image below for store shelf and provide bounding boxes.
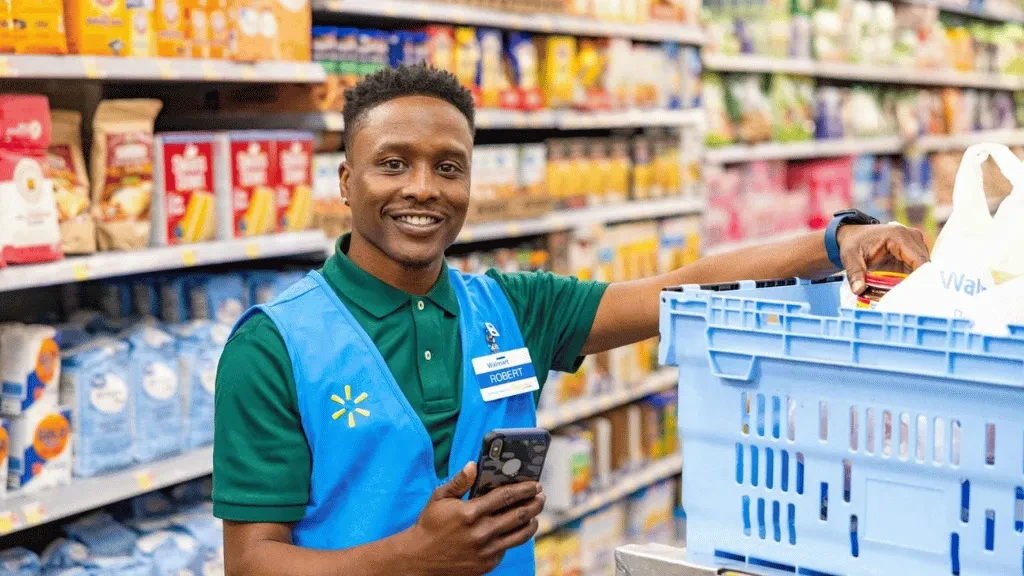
[705,229,813,256]
[556,109,705,130]
[702,53,1022,89]
[0,55,325,83]
[455,197,705,244]
[899,0,1024,24]
[537,368,677,430]
[0,231,327,293]
[314,0,705,44]
[915,129,1024,152]
[537,454,683,536]
[704,137,905,164]
[0,448,212,536]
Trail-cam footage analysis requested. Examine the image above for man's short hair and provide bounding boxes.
[342,64,476,150]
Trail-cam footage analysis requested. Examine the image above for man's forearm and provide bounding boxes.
[227,527,421,576]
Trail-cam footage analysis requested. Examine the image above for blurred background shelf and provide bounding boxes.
[0,55,326,82]
[704,137,905,163]
[537,368,677,430]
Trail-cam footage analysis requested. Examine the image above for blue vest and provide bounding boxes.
[235,269,537,575]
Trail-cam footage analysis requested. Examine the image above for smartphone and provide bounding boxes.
[469,427,551,499]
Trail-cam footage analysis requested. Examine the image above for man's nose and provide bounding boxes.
[403,163,440,201]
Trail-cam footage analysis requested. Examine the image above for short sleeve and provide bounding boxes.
[486,270,608,379]
[212,312,311,523]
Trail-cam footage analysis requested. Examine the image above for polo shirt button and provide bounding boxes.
[424,350,432,361]
[417,300,425,311]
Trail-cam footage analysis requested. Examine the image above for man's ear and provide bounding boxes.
[339,159,350,203]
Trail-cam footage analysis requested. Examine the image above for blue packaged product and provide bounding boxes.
[129,491,175,520]
[60,338,133,477]
[389,31,428,68]
[174,320,228,448]
[247,271,304,306]
[133,531,203,576]
[188,274,246,326]
[663,42,683,110]
[63,513,138,557]
[126,515,174,536]
[40,539,89,572]
[169,477,213,506]
[82,556,152,576]
[358,30,390,77]
[311,26,337,72]
[88,282,132,320]
[681,46,702,108]
[170,505,223,557]
[0,547,41,576]
[125,324,183,463]
[158,276,191,324]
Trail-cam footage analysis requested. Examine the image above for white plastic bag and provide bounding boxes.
[877,143,1024,329]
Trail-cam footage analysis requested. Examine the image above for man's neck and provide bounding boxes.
[346,233,443,296]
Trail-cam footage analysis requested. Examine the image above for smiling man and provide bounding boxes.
[214,65,930,576]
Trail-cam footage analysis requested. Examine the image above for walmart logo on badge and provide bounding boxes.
[330,385,370,428]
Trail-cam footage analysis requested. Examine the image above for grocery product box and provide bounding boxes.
[0,323,61,416]
[0,95,62,264]
[215,131,278,239]
[233,0,278,61]
[8,405,72,493]
[65,0,130,56]
[126,0,155,57]
[152,132,218,246]
[541,431,593,512]
[207,0,229,58]
[11,0,67,54]
[273,132,313,232]
[275,0,309,61]
[183,0,210,58]
[154,0,187,57]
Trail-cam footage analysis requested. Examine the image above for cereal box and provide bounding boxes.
[215,132,278,239]
[232,0,278,61]
[275,0,309,61]
[65,0,129,56]
[11,0,68,54]
[154,0,187,57]
[152,133,217,246]
[182,0,209,58]
[207,0,228,58]
[273,132,313,232]
[126,0,155,57]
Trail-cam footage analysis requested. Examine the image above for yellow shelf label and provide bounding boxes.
[460,230,474,243]
[72,263,90,281]
[0,57,13,77]
[201,62,220,80]
[294,64,308,82]
[157,61,176,80]
[182,249,197,267]
[415,5,431,18]
[0,512,17,535]
[136,470,156,491]
[22,503,45,525]
[245,243,260,259]
[507,222,521,237]
[82,57,102,79]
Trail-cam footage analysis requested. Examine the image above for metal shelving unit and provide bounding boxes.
[0,231,326,293]
[0,448,212,536]
[537,368,677,430]
[704,137,905,164]
[0,55,325,82]
[314,0,706,44]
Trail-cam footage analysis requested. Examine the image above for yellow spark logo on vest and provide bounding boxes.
[331,385,370,428]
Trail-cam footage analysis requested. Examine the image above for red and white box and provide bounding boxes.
[0,95,62,265]
[214,131,279,239]
[152,132,219,246]
[272,132,314,233]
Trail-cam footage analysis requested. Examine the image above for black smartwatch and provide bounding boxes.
[825,209,880,269]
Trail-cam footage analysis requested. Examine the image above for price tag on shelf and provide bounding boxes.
[294,64,309,82]
[537,16,554,32]
[157,61,177,80]
[415,4,431,18]
[82,57,102,79]
[0,511,18,535]
[512,113,527,128]
[181,249,197,267]
[72,263,90,281]
[510,15,523,27]
[507,222,521,237]
[241,65,256,81]
[136,470,156,491]
[598,394,615,411]
[245,243,260,259]
[22,503,45,526]
[459,230,474,243]
[384,4,397,16]
[0,56,13,77]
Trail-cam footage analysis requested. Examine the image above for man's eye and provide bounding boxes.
[383,159,406,171]
[438,162,461,174]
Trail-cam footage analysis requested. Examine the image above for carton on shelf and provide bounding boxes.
[215,131,278,239]
[152,132,218,246]
[275,0,309,61]
[65,0,130,56]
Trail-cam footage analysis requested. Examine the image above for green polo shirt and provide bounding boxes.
[213,235,608,523]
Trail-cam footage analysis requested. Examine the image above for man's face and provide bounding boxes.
[342,95,473,269]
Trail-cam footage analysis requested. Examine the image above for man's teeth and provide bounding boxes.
[396,215,439,227]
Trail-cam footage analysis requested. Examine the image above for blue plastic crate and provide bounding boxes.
[659,276,1024,576]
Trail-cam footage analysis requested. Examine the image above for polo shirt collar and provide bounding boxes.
[322,234,459,319]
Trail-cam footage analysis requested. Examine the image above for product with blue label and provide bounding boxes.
[40,539,89,572]
[133,531,203,576]
[7,404,72,493]
[1,323,62,417]
[170,504,223,558]
[0,547,40,576]
[130,278,160,318]
[246,270,306,306]
[80,556,152,576]
[169,477,213,506]
[173,321,228,448]
[63,513,138,557]
[157,276,191,324]
[125,324,183,463]
[60,338,133,477]
[188,274,246,326]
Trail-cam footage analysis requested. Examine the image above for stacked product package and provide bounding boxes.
[0,478,225,576]
[0,269,304,497]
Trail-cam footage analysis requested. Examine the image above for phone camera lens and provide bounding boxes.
[489,439,503,459]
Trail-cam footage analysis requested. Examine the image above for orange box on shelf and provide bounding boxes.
[232,0,278,61]
[11,0,68,54]
[183,0,210,58]
[0,1,13,53]
[126,0,155,57]
[64,0,130,56]
[274,0,308,61]
[154,0,187,57]
[207,0,228,58]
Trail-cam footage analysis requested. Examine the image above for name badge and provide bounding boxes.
[472,347,539,402]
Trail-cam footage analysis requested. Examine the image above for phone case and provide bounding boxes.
[471,428,550,498]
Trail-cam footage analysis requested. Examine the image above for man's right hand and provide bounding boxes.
[403,462,545,576]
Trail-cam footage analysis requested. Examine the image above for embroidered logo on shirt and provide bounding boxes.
[331,385,370,428]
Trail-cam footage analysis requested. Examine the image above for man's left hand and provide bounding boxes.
[838,224,931,295]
